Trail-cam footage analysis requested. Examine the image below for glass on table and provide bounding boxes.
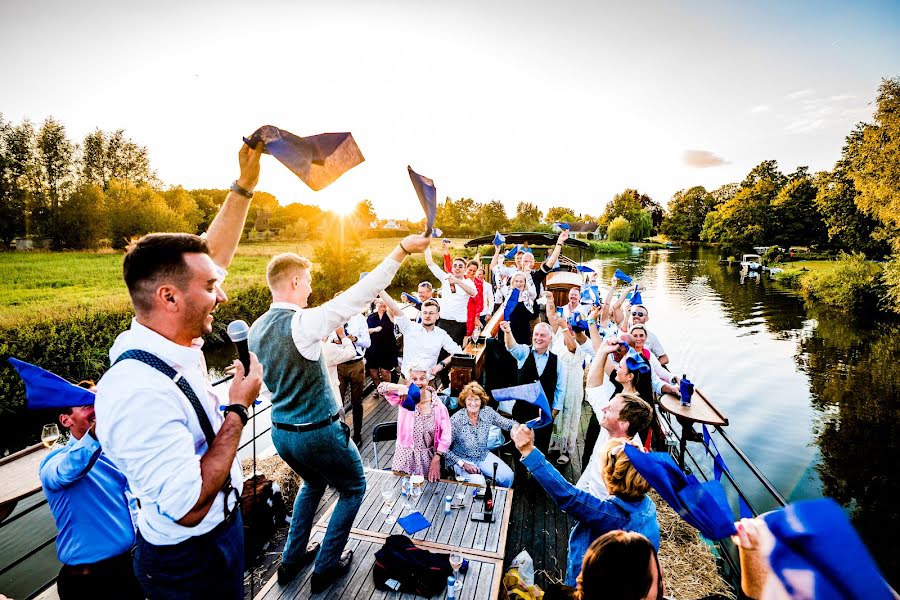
[400,476,413,513]
[410,474,424,499]
[381,482,398,516]
[449,551,464,593]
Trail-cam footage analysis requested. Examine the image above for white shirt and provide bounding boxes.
[328,313,371,358]
[427,263,472,322]
[270,257,402,362]
[480,281,495,317]
[322,338,358,394]
[395,316,462,375]
[95,319,243,546]
[562,303,587,319]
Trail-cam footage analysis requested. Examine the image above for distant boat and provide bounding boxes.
[664,241,681,250]
[740,253,762,271]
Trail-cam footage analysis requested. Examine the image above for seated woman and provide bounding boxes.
[377,365,452,482]
[545,530,665,600]
[511,427,660,587]
[445,382,519,487]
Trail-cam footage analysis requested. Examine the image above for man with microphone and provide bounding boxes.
[94,142,264,600]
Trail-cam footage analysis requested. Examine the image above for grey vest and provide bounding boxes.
[248,308,338,425]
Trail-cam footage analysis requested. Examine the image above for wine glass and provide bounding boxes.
[381,482,398,516]
[449,551,464,593]
[400,476,412,513]
[41,424,60,448]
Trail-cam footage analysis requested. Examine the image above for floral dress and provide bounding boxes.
[391,400,437,477]
[550,329,586,458]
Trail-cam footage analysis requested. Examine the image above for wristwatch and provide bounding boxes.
[224,404,249,425]
[230,181,254,199]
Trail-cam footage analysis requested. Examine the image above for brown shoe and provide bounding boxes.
[310,548,354,593]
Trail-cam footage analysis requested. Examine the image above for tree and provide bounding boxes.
[510,201,543,231]
[105,129,158,188]
[546,206,577,223]
[55,184,108,249]
[4,119,44,238]
[607,216,631,241]
[351,199,378,229]
[81,129,108,188]
[473,200,509,234]
[36,117,78,246]
[770,171,827,247]
[104,181,191,248]
[661,186,716,241]
[160,187,204,233]
[601,189,662,236]
[0,115,27,245]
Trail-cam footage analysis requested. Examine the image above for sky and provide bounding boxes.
[2,0,899,221]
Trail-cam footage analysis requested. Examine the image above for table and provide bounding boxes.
[315,469,513,560]
[0,442,50,523]
[254,529,503,600]
[659,388,728,469]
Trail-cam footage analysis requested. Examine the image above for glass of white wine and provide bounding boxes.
[381,482,398,517]
[449,551,464,593]
[41,424,60,448]
[400,476,412,513]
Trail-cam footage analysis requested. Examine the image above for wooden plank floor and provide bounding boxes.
[246,387,595,598]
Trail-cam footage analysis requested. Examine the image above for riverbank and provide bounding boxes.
[772,255,889,315]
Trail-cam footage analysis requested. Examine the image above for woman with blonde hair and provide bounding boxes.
[511,428,659,587]
[445,382,519,487]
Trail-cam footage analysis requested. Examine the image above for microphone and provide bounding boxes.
[227,320,251,374]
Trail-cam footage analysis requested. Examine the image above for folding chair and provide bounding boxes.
[371,421,397,470]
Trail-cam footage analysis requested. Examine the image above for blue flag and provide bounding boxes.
[491,382,553,429]
[701,426,751,518]
[402,292,422,308]
[407,166,437,237]
[575,264,595,273]
[493,231,506,246]
[568,314,589,333]
[763,498,894,600]
[504,244,521,259]
[8,357,95,410]
[623,444,737,540]
[630,285,643,305]
[622,345,651,374]
[401,383,420,412]
[503,288,520,321]
[555,222,571,230]
[243,126,364,191]
[614,269,633,284]
[580,285,600,305]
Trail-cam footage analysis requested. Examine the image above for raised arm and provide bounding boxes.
[425,247,448,281]
[543,291,559,331]
[541,230,568,271]
[442,239,452,273]
[379,290,404,318]
[499,320,518,350]
[205,143,263,268]
[587,338,618,388]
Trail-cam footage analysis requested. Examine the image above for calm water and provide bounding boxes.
[3,246,897,597]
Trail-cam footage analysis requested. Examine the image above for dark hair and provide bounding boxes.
[422,299,441,312]
[466,259,479,269]
[577,531,661,600]
[123,233,209,313]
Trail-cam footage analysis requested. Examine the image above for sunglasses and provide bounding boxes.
[631,311,646,317]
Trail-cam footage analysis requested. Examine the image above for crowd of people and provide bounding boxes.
[27,141,893,600]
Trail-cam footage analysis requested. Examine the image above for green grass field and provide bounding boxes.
[0,238,468,326]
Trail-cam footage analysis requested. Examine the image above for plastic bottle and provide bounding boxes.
[444,495,452,515]
[447,576,457,600]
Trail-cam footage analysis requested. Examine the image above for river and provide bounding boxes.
[2,245,896,597]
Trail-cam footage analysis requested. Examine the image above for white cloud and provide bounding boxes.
[751,105,770,113]
[786,89,815,100]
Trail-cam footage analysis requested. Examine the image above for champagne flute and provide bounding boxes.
[381,482,397,516]
[41,424,60,448]
[449,551,464,593]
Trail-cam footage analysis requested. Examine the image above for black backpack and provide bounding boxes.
[373,534,453,596]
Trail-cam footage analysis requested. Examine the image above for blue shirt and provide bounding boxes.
[507,344,566,410]
[521,448,659,586]
[39,433,136,565]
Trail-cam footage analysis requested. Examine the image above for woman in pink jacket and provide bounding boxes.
[377,365,452,482]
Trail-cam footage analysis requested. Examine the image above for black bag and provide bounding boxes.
[373,534,453,596]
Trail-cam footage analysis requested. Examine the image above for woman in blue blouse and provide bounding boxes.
[511,426,659,587]
[445,382,519,487]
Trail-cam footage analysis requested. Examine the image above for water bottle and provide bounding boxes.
[444,495,452,515]
[447,576,457,600]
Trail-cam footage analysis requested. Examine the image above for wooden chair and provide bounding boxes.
[371,421,397,470]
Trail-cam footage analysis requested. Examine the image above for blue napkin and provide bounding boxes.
[614,269,633,284]
[397,511,430,534]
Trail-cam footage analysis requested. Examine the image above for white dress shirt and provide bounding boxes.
[274,257,402,362]
[327,313,371,358]
[322,338,358,394]
[480,281,495,317]
[395,316,462,375]
[427,263,471,322]
[95,319,243,546]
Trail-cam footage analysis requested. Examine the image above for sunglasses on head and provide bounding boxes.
[631,311,646,317]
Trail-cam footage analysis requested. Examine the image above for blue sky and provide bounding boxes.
[1,0,898,220]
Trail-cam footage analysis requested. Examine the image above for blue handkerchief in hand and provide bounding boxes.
[397,511,430,534]
[614,269,633,284]
[8,357,95,410]
[243,126,364,191]
[401,383,420,412]
[408,166,437,236]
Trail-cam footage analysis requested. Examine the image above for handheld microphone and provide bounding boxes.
[227,320,251,374]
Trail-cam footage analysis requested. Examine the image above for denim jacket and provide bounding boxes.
[521,448,659,586]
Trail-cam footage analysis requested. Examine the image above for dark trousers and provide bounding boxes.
[438,318,467,346]
[57,551,144,600]
[581,412,601,471]
[133,512,244,600]
[338,358,365,440]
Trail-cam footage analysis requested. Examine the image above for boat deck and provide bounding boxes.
[246,387,588,598]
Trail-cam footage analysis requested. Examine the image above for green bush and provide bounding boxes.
[773,270,802,288]
[589,240,632,254]
[800,253,884,314]
[607,216,631,242]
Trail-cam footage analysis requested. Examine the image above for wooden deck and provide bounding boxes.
[247,387,593,598]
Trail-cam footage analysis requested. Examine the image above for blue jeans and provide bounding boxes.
[133,512,244,600]
[272,421,366,574]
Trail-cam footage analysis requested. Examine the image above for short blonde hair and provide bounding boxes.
[600,438,651,502]
[457,381,489,409]
[266,253,312,290]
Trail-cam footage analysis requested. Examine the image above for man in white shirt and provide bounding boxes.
[95,143,265,600]
[329,302,371,446]
[380,293,463,378]
[248,234,431,593]
[424,248,476,345]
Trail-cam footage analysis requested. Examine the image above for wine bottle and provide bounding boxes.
[485,463,497,512]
